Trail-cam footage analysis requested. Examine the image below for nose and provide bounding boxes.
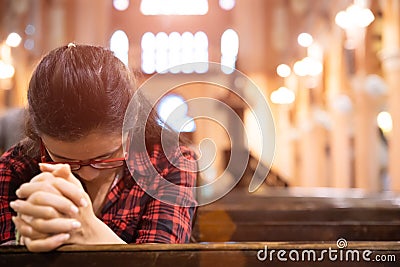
[75,165,101,182]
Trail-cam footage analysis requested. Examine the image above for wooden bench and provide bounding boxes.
[1,242,399,267]
[192,187,400,242]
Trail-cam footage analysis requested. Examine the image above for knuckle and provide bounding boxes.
[82,191,90,200]
[25,243,34,251]
[19,227,31,237]
[28,191,46,203]
[40,172,55,180]
[43,207,58,219]
[53,179,68,190]
[30,218,45,230]
[17,184,31,196]
[18,183,29,191]
[34,172,54,182]
[42,183,58,194]
[53,167,70,179]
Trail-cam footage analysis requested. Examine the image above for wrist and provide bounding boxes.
[73,216,125,245]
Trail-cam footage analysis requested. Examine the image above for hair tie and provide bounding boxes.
[67,42,76,48]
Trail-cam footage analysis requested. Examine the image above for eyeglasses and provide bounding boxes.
[40,139,126,171]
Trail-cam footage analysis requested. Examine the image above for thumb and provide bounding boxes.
[39,162,61,173]
[39,163,83,189]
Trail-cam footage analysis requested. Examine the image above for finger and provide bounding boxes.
[53,164,84,189]
[12,216,48,240]
[40,163,83,189]
[10,200,62,219]
[39,163,63,173]
[16,180,61,199]
[30,217,81,234]
[51,178,89,208]
[24,233,70,252]
[18,177,88,208]
[29,171,57,183]
[27,192,80,216]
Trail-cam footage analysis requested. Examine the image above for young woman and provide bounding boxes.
[0,44,197,252]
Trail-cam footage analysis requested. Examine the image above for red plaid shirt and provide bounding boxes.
[0,143,197,244]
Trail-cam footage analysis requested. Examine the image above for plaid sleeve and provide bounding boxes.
[135,146,197,243]
[0,146,38,244]
[0,157,16,244]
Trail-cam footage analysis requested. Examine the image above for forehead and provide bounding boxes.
[41,132,122,161]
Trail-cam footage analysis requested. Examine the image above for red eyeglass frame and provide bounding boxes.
[40,139,126,170]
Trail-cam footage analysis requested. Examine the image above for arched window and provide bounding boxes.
[110,30,129,66]
[141,31,208,74]
[221,29,239,74]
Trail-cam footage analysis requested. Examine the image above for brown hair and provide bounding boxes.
[23,44,175,156]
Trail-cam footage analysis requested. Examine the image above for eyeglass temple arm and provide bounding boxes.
[39,139,48,163]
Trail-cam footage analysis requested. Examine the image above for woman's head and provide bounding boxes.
[27,44,134,141]
[23,43,186,163]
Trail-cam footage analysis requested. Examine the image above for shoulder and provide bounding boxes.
[0,143,40,184]
[149,144,197,172]
[150,143,196,159]
[124,144,198,207]
[125,143,197,186]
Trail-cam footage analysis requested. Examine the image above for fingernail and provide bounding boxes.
[10,201,19,210]
[80,198,88,208]
[11,216,17,223]
[15,189,21,197]
[58,233,70,242]
[70,205,79,214]
[71,221,81,229]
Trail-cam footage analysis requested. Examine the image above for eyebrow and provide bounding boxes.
[46,146,121,161]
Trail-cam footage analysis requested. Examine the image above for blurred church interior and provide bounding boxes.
[1,0,400,199]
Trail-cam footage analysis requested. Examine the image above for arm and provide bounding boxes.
[0,151,27,244]
[135,147,197,243]
[11,164,126,252]
[136,193,196,243]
